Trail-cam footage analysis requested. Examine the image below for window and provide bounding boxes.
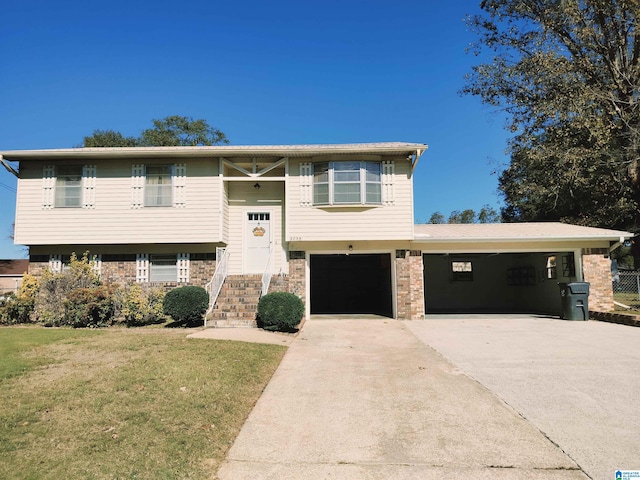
[546,255,557,279]
[150,254,178,282]
[313,161,382,205]
[451,261,473,281]
[55,166,82,207]
[145,166,172,207]
[144,253,190,283]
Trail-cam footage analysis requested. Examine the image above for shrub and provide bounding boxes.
[257,292,304,332]
[34,252,100,326]
[64,286,115,328]
[1,296,35,325]
[115,283,166,327]
[163,286,209,326]
[0,274,39,325]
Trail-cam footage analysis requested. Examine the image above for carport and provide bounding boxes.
[423,252,574,314]
[413,223,632,316]
[310,253,393,317]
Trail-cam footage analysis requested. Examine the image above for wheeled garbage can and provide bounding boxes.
[558,282,590,320]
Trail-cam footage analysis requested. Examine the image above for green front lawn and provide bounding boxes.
[0,326,286,479]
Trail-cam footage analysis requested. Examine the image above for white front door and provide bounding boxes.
[245,212,271,273]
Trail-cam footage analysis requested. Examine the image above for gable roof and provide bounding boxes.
[414,222,632,242]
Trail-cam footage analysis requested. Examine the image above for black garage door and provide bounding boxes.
[310,254,392,317]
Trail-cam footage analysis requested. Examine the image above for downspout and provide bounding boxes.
[609,236,627,253]
[0,155,20,178]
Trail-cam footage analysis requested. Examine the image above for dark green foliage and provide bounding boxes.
[63,286,115,328]
[163,286,209,325]
[257,292,304,332]
[83,129,140,147]
[463,1,640,233]
[82,116,229,148]
[0,294,35,325]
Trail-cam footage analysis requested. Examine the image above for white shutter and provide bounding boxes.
[136,253,149,282]
[132,164,145,208]
[49,254,62,273]
[173,163,186,208]
[91,254,102,277]
[43,166,56,209]
[382,160,395,206]
[299,162,312,206]
[82,165,97,208]
[177,253,190,283]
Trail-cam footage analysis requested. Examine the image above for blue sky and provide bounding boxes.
[0,0,510,259]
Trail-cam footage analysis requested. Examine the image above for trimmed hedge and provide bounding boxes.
[257,292,304,332]
[163,286,209,325]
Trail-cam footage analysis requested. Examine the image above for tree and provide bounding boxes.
[83,130,140,147]
[429,212,446,224]
[82,116,229,147]
[477,205,501,223]
[427,206,502,224]
[463,0,640,232]
[140,115,228,146]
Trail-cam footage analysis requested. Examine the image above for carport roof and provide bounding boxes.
[413,222,632,242]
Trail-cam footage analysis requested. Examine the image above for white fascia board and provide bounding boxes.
[0,143,429,161]
[413,234,633,242]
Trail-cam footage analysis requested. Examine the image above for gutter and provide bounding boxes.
[0,155,19,178]
[413,234,633,243]
[0,143,430,161]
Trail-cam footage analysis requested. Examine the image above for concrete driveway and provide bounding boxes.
[406,315,640,480]
[217,317,588,479]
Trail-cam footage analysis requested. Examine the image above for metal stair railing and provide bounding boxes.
[204,249,229,326]
[261,246,274,298]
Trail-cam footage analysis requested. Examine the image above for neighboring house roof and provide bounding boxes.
[414,222,632,242]
[0,259,29,276]
[0,142,428,160]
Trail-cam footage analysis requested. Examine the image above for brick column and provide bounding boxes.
[396,250,425,320]
[582,248,614,312]
[288,252,306,313]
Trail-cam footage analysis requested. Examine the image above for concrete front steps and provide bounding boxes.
[207,275,261,328]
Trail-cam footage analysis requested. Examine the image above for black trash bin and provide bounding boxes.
[558,282,590,320]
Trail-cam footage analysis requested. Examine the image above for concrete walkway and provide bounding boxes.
[217,318,587,479]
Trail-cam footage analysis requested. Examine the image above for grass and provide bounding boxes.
[0,326,287,479]
[613,292,640,314]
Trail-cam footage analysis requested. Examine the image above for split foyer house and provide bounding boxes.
[0,142,631,325]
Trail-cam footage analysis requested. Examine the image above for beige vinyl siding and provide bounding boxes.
[286,158,414,241]
[14,158,222,245]
[226,182,286,276]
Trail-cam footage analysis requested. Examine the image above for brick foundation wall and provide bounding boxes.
[102,258,136,284]
[268,274,290,293]
[396,250,425,320]
[582,248,614,312]
[28,261,48,276]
